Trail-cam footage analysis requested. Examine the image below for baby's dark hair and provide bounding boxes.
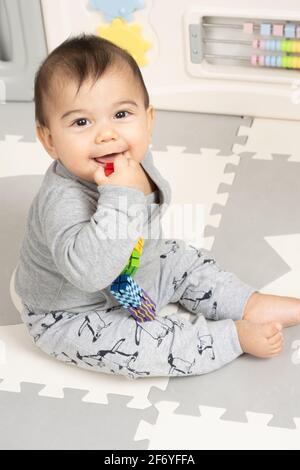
[34,33,150,127]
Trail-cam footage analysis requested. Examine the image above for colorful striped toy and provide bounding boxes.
[105,162,157,323]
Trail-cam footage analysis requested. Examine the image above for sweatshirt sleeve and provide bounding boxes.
[40,183,147,293]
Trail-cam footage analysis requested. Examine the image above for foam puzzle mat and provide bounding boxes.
[1,103,300,449]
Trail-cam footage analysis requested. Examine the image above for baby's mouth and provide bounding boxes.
[92,153,121,164]
[92,153,124,165]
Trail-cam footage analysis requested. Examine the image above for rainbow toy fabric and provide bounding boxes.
[104,162,157,322]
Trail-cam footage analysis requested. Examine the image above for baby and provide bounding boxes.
[15,34,300,379]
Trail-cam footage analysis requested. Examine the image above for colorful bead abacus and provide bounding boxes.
[202,19,300,70]
[104,162,157,323]
[244,22,300,70]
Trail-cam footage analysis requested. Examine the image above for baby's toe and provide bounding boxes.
[268,331,283,346]
[270,344,284,356]
[270,334,284,354]
[263,321,282,338]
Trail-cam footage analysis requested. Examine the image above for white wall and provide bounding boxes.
[41,0,300,119]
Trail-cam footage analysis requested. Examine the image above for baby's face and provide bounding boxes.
[37,67,154,183]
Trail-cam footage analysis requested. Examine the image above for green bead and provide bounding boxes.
[130,258,140,268]
[120,239,144,279]
[129,266,138,277]
[121,265,137,276]
[282,56,288,67]
[131,248,141,260]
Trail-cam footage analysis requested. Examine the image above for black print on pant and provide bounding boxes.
[167,332,215,375]
[78,312,113,343]
[73,314,215,378]
[24,306,73,343]
[168,355,196,375]
[23,297,216,378]
[133,315,183,347]
[172,272,188,293]
[51,351,78,365]
[160,240,180,259]
[197,334,215,360]
[189,246,217,264]
[180,287,218,318]
[75,338,151,378]
[75,316,186,377]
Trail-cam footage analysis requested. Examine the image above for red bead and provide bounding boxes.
[104,162,114,177]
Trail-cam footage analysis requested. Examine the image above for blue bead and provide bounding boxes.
[260,23,271,36]
[284,23,296,38]
[266,56,271,67]
[276,56,282,67]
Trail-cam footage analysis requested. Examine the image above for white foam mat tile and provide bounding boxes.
[0,324,168,409]
[232,118,300,161]
[261,233,300,298]
[135,401,300,450]
[152,147,240,251]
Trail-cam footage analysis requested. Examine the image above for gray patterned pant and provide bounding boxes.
[20,240,256,380]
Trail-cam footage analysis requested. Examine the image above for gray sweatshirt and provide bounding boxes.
[15,150,172,313]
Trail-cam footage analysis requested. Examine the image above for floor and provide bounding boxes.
[1,102,300,449]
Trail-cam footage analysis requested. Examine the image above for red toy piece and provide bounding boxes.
[104,162,114,177]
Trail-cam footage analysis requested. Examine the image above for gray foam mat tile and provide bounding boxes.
[0,175,44,326]
[148,325,300,430]
[0,382,158,450]
[151,111,253,155]
[204,153,300,289]
[0,103,36,142]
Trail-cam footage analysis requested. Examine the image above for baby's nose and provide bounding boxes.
[95,128,118,143]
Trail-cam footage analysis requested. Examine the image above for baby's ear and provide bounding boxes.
[36,124,58,160]
[147,105,155,137]
[147,105,155,121]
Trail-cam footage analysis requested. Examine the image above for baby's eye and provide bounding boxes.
[115,110,130,119]
[72,118,90,127]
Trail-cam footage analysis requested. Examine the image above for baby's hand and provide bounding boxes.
[94,153,149,196]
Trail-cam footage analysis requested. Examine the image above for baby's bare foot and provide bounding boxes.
[243,293,300,328]
[235,320,284,358]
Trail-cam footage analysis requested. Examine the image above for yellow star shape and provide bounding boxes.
[97,18,152,66]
